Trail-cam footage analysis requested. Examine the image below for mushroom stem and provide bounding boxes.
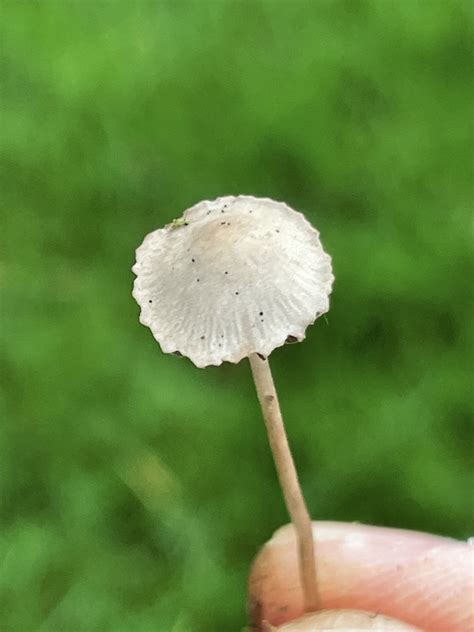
[249,353,318,612]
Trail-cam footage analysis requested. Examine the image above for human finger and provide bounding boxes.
[249,521,474,631]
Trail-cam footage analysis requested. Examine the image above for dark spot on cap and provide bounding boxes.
[235,291,239,295]
[197,278,200,282]
[148,299,153,304]
[224,271,228,275]
[259,311,263,316]
[191,258,195,262]
[285,335,298,344]
[200,335,205,340]
[276,229,280,233]
[221,221,226,225]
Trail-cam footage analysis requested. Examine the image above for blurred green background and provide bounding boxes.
[1,1,473,631]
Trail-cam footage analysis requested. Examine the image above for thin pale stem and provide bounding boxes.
[249,353,318,612]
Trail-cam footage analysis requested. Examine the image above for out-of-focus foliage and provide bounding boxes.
[1,1,472,630]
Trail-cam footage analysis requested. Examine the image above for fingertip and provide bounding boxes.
[249,521,474,631]
[274,609,420,630]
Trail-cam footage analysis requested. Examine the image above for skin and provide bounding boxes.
[249,521,474,631]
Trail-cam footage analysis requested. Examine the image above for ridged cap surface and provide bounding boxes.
[132,195,333,367]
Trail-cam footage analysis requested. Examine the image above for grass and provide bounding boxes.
[1,1,473,630]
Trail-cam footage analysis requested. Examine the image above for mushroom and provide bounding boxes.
[132,195,334,612]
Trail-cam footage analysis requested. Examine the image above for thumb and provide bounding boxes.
[249,521,474,631]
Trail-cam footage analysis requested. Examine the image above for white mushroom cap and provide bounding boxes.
[132,195,334,368]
